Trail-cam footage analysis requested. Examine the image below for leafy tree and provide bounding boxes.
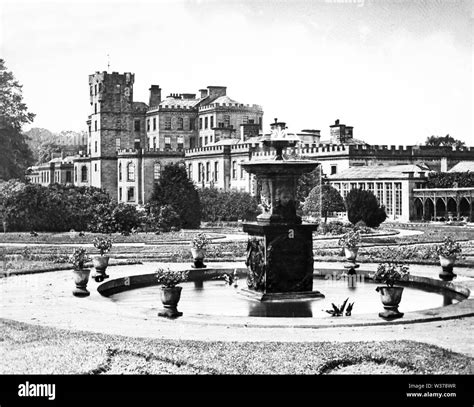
[36,141,62,164]
[303,184,346,222]
[345,189,387,228]
[296,166,321,203]
[149,163,201,228]
[199,188,259,222]
[425,135,465,148]
[0,59,35,180]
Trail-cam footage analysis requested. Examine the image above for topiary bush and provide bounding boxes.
[345,189,387,228]
[149,163,201,229]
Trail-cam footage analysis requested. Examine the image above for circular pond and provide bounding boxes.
[107,275,465,319]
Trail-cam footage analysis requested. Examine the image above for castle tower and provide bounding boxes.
[87,71,140,200]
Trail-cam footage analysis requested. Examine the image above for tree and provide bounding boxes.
[0,59,35,180]
[149,163,201,228]
[199,187,259,222]
[303,184,346,222]
[425,135,465,148]
[345,189,387,228]
[296,166,321,203]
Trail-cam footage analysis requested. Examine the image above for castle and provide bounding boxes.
[26,70,474,222]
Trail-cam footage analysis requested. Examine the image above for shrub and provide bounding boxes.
[149,163,201,229]
[303,184,345,222]
[199,188,259,222]
[112,204,141,235]
[345,189,387,228]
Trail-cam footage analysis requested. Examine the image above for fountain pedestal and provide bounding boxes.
[242,222,323,301]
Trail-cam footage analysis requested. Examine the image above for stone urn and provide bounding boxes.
[344,247,359,262]
[92,255,110,281]
[72,268,91,297]
[191,248,206,269]
[158,286,183,318]
[438,255,457,281]
[375,286,404,320]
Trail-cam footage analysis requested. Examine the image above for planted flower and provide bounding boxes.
[435,237,462,259]
[156,268,188,288]
[69,248,89,270]
[338,229,361,249]
[372,262,410,288]
[93,236,113,256]
[191,232,210,249]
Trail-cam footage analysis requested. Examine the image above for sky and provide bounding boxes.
[1,0,473,146]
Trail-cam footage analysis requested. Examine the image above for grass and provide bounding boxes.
[0,318,472,375]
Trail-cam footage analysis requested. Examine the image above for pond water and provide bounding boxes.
[109,276,463,318]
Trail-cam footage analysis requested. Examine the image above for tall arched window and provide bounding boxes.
[81,166,88,182]
[118,162,122,181]
[177,117,183,130]
[127,162,135,181]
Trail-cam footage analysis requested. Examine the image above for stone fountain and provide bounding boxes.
[241,119,324,301]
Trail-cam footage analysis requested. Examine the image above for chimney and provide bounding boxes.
[207,86,227,98]
[134,139,141,150]
[149,85,161,107]
[199,89,208,98]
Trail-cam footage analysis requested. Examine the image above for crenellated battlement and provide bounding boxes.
[185,145,227,156]
[349,144,474,156]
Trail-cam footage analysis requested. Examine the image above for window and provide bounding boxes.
[94,103,97,114]
[127,162,135,181]
[240,161,245,179]
[88,125,91,136]
[94,84,97,95]
[232,161,237,179]
[118,162,122,181]
[94,163,98,172]
[198,163,203,182]
[367,182,374,194]
[74,167,77,182]
[81,166,88,182]
[147,119,150,132]
[165,117,171,130]
[134,120,141,132]
[333,183,341,194]
[119,187,122,202]
[153,117,157,131]
[177,136,184,150]
[115,138,121,151]
[331,165,337,175]
[153,162,161,180]
[189,118,195,131]
[188,163,193,179]
[214,162,218,181]
[199,118,203,130]
[242,116,248,124]
[205,117,208,129]
[358,183,365,190]
[224,115,230,127]
[164,136,171,150]
[95,141,98,153]
[376,183,384,204]
[342,183,349,199]
[204,136,208,145]
[395,183,402,216]
[205,162,210,182]
[153,137,156,149]
[94,120,97,131]
[350,182,357,190]
[90,86,93,96]
[127,187,135,202]
[66,171,72,183]
[385,183,393,215]
[210,116,214,128]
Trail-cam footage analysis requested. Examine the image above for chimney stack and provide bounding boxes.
[149,85,161,107]
[199,89,208,98]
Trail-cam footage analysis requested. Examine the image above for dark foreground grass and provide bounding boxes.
[0,318,471,375]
